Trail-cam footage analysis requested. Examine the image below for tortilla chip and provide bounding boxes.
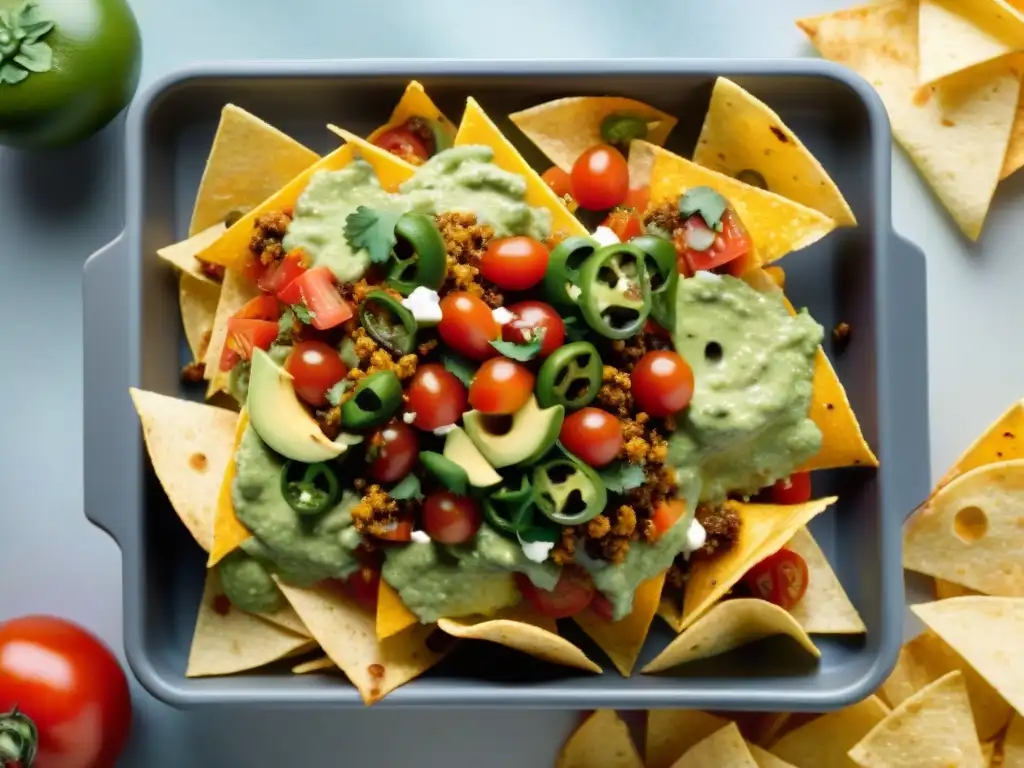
[912,597,1024,715]
[935,578,983,599]
[642,599,820,673]
[904,459,1024,596]
[376,580,419,640]
[937,398,1024,491]
[509,96,677,173]
[557,710,644,768]
[256,603,309,637]
[189,105,319,236]
[1001,83,1024,179]
[746,744,797,768]
[671,723,758,768]
[785,527,865,634]
[186,569,312,677]
[681,498,837,630]
[454,97,588,241]
[849,671,986,767]
[291,656,337,675]
[769,695,889,768]
[202,268,259,398]
[207,408,251,566]
[692,78,855,226]
[179,273,220,364]
[643,141,836,271]
[157,224,226,282]
[326,126,418,191]
[573,572,666,676]
[657,593,684,632]
[367,80,455,144]
[798,2,1021,241]
[274,579,447,705]
[646,710,730,768]
[129,388,238,553]
[627,140,657,191]
[1003,715,1024,765]
[880,631,1011,741]
[917,0,1024,86]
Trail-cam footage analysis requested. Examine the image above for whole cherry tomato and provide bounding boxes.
[286,340,348,407]
[631,350,695,417]
[438,291,500,361]
[367,420,419,483]
[559,407,623,467]
[570,144,629,211]
[421,492,482,545]
[502,301,565,358]
[404,363,467,431]
[480,236,550,291]
[468,357,534,415]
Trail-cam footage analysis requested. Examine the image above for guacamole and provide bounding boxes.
[217,549,285,614]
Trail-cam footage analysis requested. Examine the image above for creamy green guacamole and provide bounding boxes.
[217,549,284,614]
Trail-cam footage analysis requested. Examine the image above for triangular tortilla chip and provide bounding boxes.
[257,603,309,638]
[179,273,220,364]
[769,695,889,767]
[454,97,589,241]
[682,497,837,630]
[937,398,1024,491]
[746,744,797,768]
[202,268,259,398]
[627,140,658,192]
[849,671,986,768]
[557,710,644,768]
[785,527,865,634]
[377,580,419,640]
[325,126,418,190]
[509,96,678,172]
[189,105,319,236]
[671,723,758,768]
[657,592,685,632]
[904,459,1024,596]
[918,0,1024,86]
[934,578,982,599]
[1001,84,1024,178]
[642,599,820,674]
[643,141,836,271]
[208,408,251,566]
[692,78,855,225]
[646,710,730,768]
[367,80,455,145]
[129,388,238,553]
[1004,715,1024,765]
[291,655,337,675]
[912,597,1024,715]
[573,571,665,676]
[798,1,1021,241]
[157,224,226,282]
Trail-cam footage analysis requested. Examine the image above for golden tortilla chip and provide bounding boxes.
[849,671,986,768]
[157,224,226,282]
[769,695,889,768]
[326,126,418,190]
[573,571,666,676]
[917,0,1024,86]
[904,459,1024,596]
[746,744,797,768]
[376,580,419,640]
[936,398,1024,491]
[129,388,238,553]
[208,409,251,566]
[912,597,1024,715]
[256,603,309,638]
[626,140,657,193]
[646,710,730,768]
[682,498,837,630]
[798,1,1021,241]
[509,96,677,173]
[1001,84,1024,178]
[644,141,836,271]
[935,578,982,599]
[291,656,337,675]
[367,80,455,145]
[642,599,820,674]
[202,268,259,398]
[785,527,865,634]
[557,710,644,768]
[189,105,319,236]
[657,593,684,632]
[179,273,220,364]
[692,78,855,225]
[671,723,758,768]
[1003,715,1024,765]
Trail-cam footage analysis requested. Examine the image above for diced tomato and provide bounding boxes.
[651,499,686,534]
[341,567,381,613]
[220,318,278,371]
[277,266,354,330]
[588,592,616,622]
[373,127,430,164]
[600,208,644,242]
[258,250,309,296]
[375,515,413,542]
[241,255,266,285]
[234,294,279,322]
[623,185,650,213]
[674,210,752,273]
[760,472,812,505]
[743,548,809,610]
[515,566,595,619]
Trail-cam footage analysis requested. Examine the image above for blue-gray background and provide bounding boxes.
[2,0,1020,764]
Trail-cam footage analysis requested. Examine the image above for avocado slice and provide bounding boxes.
[462,396,564,469]
[247,348,362,463]
[442,427,501,488]
[420,451,469,496]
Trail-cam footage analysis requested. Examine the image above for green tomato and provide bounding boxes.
[0,0,141,149]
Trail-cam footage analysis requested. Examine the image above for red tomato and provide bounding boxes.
[744,548,810,610]
[541,166,573,198]
[277,266,354,330]
[234,294,279,321]
[258,250,308,296]
[631,350,695,417]
[674,210,753,273]
[375,516,413,542]
[341,567,381,613]
[503,300,565,358]
[468,357,534,415]
[600,208,644,242]
[570,144,630,211]
[623,185,650,213]
[761,472,812,505]
[515,566,596,619]
[0,616,131,768]
[405,364,468,431]
[285,340,348,407]
[480,236,550,291]
[241,254,266,285]
[438,291,500,361]
[652,499,686,534]
[588,592,616,622]
[367,420,419,484]
[559,407,623,467]
[372,126,430,163]
[422,492,483,544]
[221,319,278,371]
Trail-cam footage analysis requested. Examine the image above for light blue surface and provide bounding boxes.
[1,0,1021,764]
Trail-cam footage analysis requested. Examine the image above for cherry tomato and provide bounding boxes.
[600,208,644,242]
[0,616,131,768]
[285,340,348,407]
[375,515,413,542]
[221,318,278,371]
[341,567,381,613]
[515,565,596,619]
[503,301,565,358]
[480,236,550,291]
[372,126,430,164]
[276,266,354,330]
[743,548,810,610]
[258,249,308,296]
[652,499,686,534]
[760,472,812,505]
[405,363,468,431]
[234,294,280,321]
[588,592,616,622]
[367,420,419,484]
[541,166,573,198]
[468,357,535,415]
[674,210,753,273]
[570,144,630,211]
[438,291,500,361]
[631,350,695,417]
[623,185,651,213]
[559,407,623,467]
[422,492,483,544]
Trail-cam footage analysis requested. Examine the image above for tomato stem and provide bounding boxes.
[0,708,37,768]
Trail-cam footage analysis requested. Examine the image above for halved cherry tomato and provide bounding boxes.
[480,236,550,291]
[258,250,308,296]
[570,144,629,211]
[743,548,809,610]
[600,208,644,242]
[367,420,419,484]
[515,565,596,619]
[503,300,565,358]
[285,340,348,407]
[221,319,278,371]
[761,472,812,506]
[588,592,615,622]
[277,266,354,330]
[372,127,430,164]
[405,363,467,431]
[375,516,414,542]
[438,291,500,361]
[341,567,381,613]
[422,492,482,545]
[623,185,650,213]
[631,350,695,417]
[674,210,753,273]
[559,407,622,467]
[541,166,573,198]
[468,357,534,415]
[652,499,686,534]
[234,294,280,321]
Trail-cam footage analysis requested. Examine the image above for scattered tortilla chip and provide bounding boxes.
[643,141,836,272]
[509,96,677,172]
[179,273,220,364]
[692,78,855,225]
[129,388,238,553]
[573,572,666,676]
[798,1,1021,240]
[917,0,1024,87]
[376,580,419,640]
[202,268,259,398]
[671,723,758,768]
[189,105,319,236]
[904,459,1024,596]
[454,97,588,241]
[1001,88,1024,178]
[186,569,312,677]
[291,656,337,675]
[770,695,889,768]
[746,743,797,768]
[157,224,226,282]
[935,578,983,599]
[785,527,866,634]
[326,125,418,190]
[367,80,455,145]
[936,398,1024,491]
[557,710,644,768]
[1003,715,1024,765]
[646,710,730,768]
[208,409,251,566]
[849,671,986,768]
[912,597,1024,715]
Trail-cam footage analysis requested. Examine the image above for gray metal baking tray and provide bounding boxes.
[82,59,929,710]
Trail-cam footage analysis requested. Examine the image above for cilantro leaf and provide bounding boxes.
[679,186,728,231]
[344,206,401,265]
[489,330,544,362]
[598,462,646,493]
[562,316,590,343]
[389,474,423,501]
[442,353,477,387]
[325,379,353,408]
[277,308,296,341]
[291,303,316,325]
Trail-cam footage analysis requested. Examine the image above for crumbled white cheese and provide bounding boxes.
[566,284,583,301]
[492,306,515,325]
[683,519,707,561]
[591,226,621,247]
[402,411,417,424]
[521,539,555,564]
[432,424,457,436]
[410,530,431,544]
[401,286,442,326]
[693,270,722,283]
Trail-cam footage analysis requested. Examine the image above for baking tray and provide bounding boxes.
[82,59,930,710]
